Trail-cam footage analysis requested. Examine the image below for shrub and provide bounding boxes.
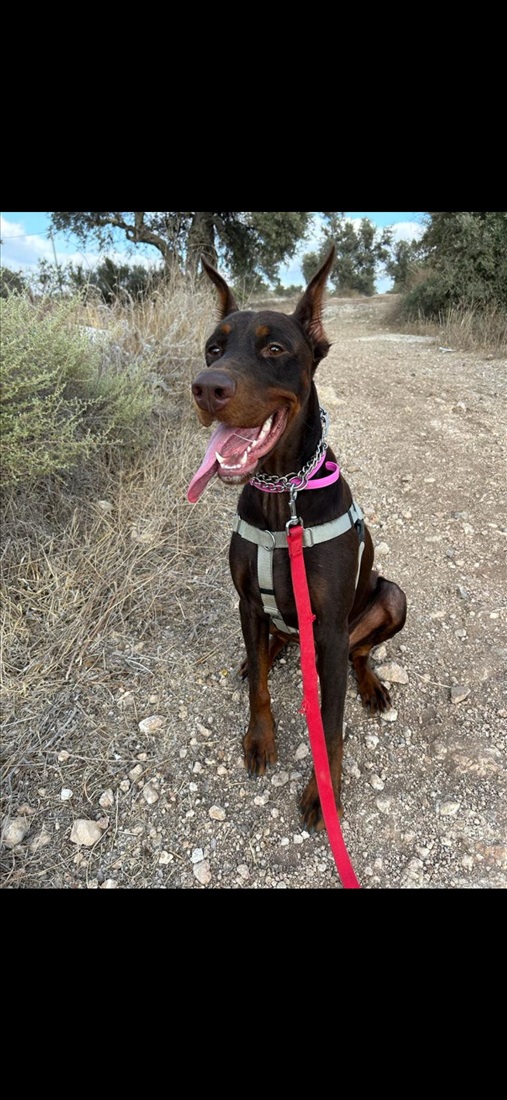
[0,295,156,488]
[400,212,507,319]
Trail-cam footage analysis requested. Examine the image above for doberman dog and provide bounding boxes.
[187,246,407,830]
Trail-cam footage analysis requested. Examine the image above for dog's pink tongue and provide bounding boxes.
[187,423,244,503]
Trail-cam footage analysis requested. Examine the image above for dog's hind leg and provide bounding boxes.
[348,573,407,712]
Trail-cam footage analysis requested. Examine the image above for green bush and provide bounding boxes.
[400,212,507,320]
[0,295,156,488]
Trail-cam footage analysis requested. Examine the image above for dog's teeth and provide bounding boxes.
[259,415,273,442]
[215,450,225,466]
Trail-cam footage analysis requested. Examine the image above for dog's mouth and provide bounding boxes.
[187,408,289,503]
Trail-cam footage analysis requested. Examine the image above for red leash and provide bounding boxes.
[287,522,361,889]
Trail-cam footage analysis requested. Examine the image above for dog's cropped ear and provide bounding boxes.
[201,255,239,318]
[292,245,335,368]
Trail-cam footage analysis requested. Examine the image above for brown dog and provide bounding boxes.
[188,247,406,828]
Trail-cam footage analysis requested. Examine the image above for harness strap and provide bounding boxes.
[232,502,365,634]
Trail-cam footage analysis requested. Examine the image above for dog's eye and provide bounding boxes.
[266,343,284,356]
[207,345,221,359]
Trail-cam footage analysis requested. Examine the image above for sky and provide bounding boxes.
[1,211,426,293]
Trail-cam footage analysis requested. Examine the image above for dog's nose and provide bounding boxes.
[191,370,236,415]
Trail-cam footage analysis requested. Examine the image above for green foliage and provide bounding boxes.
[401,212,507,318]
[69,257,165,303]
[383,238,423,292]
[302,214,392,296]
[47,211,312,286]
[271,282,304,298]
[0,267,28,298]
[0,295,155,488]
[21,256,164,303]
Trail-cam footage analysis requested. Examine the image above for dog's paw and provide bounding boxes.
[300,777,342,832]
[357,670,391,713]
[243,728,277,775]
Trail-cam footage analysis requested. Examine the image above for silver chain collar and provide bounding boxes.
[249,407,329,493]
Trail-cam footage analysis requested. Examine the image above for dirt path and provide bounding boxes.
[3,296,506,889]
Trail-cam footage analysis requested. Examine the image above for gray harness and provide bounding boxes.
[232,501,365,635]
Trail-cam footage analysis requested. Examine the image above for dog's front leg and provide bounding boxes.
[239,599,278,775]
[300,625,349,830]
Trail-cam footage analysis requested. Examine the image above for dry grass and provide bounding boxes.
[0,272,234,874]
[384,294,507,354]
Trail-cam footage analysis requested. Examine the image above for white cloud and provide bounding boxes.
[1,216,161,275]
[1,216,54,271]
[389,219,425,243]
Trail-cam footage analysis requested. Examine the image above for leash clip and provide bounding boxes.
[286,485,302,534]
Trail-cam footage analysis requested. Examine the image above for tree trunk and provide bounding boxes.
[186,213,218,275]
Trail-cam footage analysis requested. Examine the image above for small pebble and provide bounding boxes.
[438,801,461,816]
[69,819,104,846]
[142,782,159,804]
[1,817,29,848]
[193,860,212,885]
[450,685,470,704]
[138,715,165,734]
[272,771,289,787]
[209,805,226,820]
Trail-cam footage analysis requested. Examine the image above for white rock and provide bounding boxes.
[191,848,204,863]
[138,714,165,734]
[271,771,290,787]
[101,879,118,889]
[70,819,104,846]
[375,662,409,684]
[142,782,159,804]
[193,860,212,885]
[365,734,380,749]
[369,774,385,791]
[208,805,226,820]
[375,542,390,555]
[372,644,388,662]
[343,759,361,779]
[295,742,310,760]
[376,796,393,814]
[159,851,173,865]
[1,817,29,848]
[438,800,461,816]
[381,708,398,722]
[237,864,250,879]
[60,788,73,801]
[99,788,115,809]
[450,685,470,704]
[129,764,144,781]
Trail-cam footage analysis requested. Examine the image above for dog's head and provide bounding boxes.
[187,247,334,502]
